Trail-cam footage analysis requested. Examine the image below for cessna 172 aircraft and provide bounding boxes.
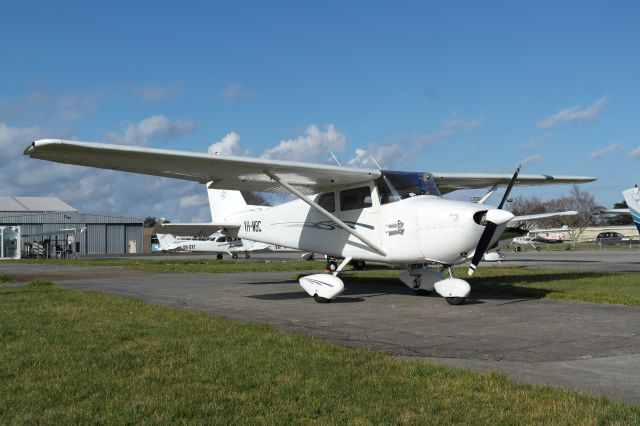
[24,139,595,305]
[156,231,271,259]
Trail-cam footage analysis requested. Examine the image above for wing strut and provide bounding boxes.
[263,171,387,256]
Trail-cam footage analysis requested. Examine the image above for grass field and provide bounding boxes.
[9,257,327,273]
[1,282,639,424]
[337,267,640,307]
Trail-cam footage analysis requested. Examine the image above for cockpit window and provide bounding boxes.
[376,171,440,204]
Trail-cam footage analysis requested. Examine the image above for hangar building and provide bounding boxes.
[0,196,143,256]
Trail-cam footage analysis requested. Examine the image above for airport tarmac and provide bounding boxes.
[2,250,639,406]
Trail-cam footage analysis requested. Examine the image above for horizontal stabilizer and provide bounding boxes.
[157,222,240,237]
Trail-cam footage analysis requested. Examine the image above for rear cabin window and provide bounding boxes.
[340,186,372,211]
[315,192,336,212]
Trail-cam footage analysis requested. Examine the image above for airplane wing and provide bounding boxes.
[598,208,630,214]
[157,222,241,237]
[24,139,380,195]
[432,173,596,194]
[509,210,577,223]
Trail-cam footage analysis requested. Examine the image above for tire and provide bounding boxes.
[216,253,223,260]
[535,246,541,252]
[415,289,432,296]
[245,253,251,259]
[514,246,521,252]
[327,261,338,272]
[445,297,465,306]
[232,253,239,260]
[314,294,331,303]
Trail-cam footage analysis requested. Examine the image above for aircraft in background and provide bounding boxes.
[156,230,271,259]
[601,186,640,234]
[25,139,595,305]
[512,231,565,251]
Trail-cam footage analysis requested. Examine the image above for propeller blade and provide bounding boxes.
[497,165,520,209]
[468,222,497,276]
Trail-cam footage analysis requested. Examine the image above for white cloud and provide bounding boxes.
[179,194,207,208]
[520,154,543,167]
[347,144,403,168]
[629,146,640,158]
[520,132,552,149]
[207,132,249,156]
[401,114,484,162]
[107,115,197,146]
[589,143,620,159]
[218,83,257,103]
[261,124,347,162]
[1,89,101,123]
[536,96,608,129]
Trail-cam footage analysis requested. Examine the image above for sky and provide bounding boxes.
[1,1,639,221]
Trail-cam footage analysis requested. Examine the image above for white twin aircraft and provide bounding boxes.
[25,139,595,305]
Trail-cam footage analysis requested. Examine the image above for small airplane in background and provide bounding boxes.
[156,231,271,259]
[511,228,568,251]
[25,139,595,305]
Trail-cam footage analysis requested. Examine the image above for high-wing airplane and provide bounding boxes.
[24,139,595,305]
[156,231,271,259]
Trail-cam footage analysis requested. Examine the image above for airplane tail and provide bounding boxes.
[156,233,180,251]
[207,183,267,222]
[622,186,640,233]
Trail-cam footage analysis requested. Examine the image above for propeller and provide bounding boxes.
[468,166,520,276]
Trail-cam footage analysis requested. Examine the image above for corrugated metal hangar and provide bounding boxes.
[0,196,143,257]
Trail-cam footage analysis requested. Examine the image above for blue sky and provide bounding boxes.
[1,1,638,220]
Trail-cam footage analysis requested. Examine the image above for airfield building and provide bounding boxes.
[0,196,143,257]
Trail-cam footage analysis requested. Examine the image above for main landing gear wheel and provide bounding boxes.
[216,253,223,260]
[232,253,239,260]
[352,260,366,270]
[327,261,338,272]
[245,253,251,259]
[445,297,466,306]
[313,294,331,303]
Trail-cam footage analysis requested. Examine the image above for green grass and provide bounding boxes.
[337,267,640,307]
[0,273,14,283]
[10,257,326,273]
[1,283,638,424]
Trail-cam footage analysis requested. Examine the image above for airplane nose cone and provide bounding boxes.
[485,209,514,225]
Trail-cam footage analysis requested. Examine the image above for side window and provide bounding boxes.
[316,192,335,212]
[340,186,372,211]
[216,237,226,242]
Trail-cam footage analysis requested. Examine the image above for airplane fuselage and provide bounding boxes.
[231,193,498,266]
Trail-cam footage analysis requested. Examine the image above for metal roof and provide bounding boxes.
[0,196,77,213]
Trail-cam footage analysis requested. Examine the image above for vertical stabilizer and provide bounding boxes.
[156,233,179,251]
[622,186,640,234]
[207,183,249,222]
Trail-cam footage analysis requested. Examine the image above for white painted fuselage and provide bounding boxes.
[229,192,499,266]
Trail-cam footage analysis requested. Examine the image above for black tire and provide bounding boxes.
[445,297,465,306]
[415,289,432,296]
[313,294,331,303]
[216,253,223,260]
[535,246,541,252]
[232,253,239,260]
[327,261,338,272]
[514,246,521,252]
[245,253,251,259]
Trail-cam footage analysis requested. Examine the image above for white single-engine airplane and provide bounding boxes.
[156,231,271,259]
[24,139,595,305]
[601,185,640,234]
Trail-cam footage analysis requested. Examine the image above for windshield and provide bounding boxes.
[376,171,440,204]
